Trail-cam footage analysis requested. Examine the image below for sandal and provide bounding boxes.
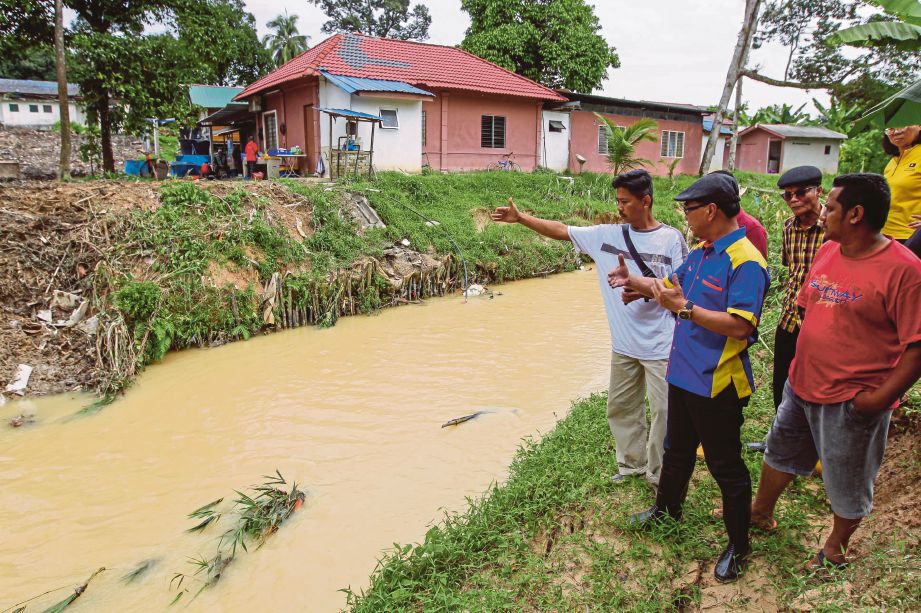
[711,507,777,532]
[805,549,848,572]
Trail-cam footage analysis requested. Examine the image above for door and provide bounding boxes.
[304,104,317,174]
[767,139,782,174]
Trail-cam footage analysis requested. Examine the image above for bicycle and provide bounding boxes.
[486,152,521,172]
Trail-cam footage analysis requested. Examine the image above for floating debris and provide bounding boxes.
[121,559,158,584]
[441,411,489,428]
[170,472,305,603]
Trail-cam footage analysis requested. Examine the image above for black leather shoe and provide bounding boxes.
[629,505,679,529]
[714,542,750,583]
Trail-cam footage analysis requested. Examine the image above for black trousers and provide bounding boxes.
[656,384,751,547]
[772,325,800,411]
[899,232,921,258]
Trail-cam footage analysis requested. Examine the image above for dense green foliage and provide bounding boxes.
[460,0,620,92]
[309,0,432,40]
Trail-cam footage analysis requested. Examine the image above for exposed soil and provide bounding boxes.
[0,179,445,400]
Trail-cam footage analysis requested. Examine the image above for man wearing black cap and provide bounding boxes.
[608,172,769,582]
[772,166,826,412]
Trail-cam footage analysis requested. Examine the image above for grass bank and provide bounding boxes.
[344,173,921,611]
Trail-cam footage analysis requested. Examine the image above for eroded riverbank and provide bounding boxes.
[0,270,610,611]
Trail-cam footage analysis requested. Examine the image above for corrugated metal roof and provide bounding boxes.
[747,124,847,140]
[320,71,433,97]
[188,85,244,109]
[0,79,79,97]
[563,91,707,116]
[703,119,733,136]
[317,107,383,121]
[236,33,565,102]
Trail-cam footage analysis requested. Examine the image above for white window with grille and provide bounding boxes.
[481,115,506,148]
[262,110,278,152]
[660,130,685,158]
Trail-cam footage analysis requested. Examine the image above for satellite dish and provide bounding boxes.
[575,153,587,174]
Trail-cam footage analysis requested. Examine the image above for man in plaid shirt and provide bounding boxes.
[773,166,826,411]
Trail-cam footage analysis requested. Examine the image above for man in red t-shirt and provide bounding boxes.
[751,173,921,571]
[244,135,259,178]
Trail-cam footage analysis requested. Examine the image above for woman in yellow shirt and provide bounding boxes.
[882,125,921,255]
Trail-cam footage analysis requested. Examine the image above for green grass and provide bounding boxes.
[342,171,920,611]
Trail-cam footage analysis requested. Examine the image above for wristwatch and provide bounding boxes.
[677,300,695,320]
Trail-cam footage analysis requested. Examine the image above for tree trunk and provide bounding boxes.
[54,0,70,181]
[699,0,762,176]
[728,76,743,171]
[99,90,115,173]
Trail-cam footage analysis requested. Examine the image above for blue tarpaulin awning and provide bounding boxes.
[320,71,434,98]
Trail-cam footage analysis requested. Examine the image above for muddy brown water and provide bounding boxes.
[0,270,610,612]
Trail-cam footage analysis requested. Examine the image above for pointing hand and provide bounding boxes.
[491,197,521,223]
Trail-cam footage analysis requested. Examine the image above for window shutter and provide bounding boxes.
[598,125,608,154]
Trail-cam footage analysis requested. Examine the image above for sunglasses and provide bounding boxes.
[781,186,817,202]
[884,127,907,135]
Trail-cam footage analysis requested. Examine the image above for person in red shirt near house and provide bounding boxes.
[244,135,259,178]
[752,173,921,572]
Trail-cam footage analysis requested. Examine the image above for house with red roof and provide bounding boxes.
[234,32,566,174]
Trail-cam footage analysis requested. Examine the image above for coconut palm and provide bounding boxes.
[827,0,921,51]
[263,12,310,66]
[595,114,658,175]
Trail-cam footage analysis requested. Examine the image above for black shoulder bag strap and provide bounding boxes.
[621,225,656,278]
[621,225,656,303]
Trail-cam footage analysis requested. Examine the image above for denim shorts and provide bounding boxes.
[765,381,891,519]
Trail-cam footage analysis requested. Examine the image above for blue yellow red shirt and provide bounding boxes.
[665,227,769,399]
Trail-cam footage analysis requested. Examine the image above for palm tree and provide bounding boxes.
[263,12,310,66]
[827,0,921,51]
[595,114,658,175]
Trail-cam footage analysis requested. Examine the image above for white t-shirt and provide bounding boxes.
[568,223,688,360]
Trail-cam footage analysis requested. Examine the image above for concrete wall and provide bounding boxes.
[778,139,841,174]
[568,110,703,176]
[423,91,542,171]
[735,129,774,174]
[0,99,85,127]
[701,134,730,172]
[540,110,570,171]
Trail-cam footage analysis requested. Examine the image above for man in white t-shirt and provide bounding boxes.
[491,169,687,485]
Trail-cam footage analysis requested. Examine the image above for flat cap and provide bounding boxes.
[674,173,740,205]
[777,165,822,188]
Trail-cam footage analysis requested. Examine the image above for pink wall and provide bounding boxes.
[568,111,704,176]
[735,129,774,174]
[260,78,320,170]
[423,91,542,171]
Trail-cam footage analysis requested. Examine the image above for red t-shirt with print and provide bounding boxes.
[789,239,921,404]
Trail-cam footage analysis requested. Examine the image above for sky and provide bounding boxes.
[243,0,832,114]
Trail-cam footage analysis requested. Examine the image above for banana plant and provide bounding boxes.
[826,0,921,50]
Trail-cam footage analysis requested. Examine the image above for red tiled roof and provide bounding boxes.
[235,33,565,102]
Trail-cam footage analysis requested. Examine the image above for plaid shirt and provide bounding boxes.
[779,213,826,333]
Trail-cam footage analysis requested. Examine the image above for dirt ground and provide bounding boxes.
[0,180,316,399]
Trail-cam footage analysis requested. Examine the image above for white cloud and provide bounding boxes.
[246,0,829,113]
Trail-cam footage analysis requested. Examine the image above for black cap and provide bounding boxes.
[674,173,740,206]
[777,166,822,188]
